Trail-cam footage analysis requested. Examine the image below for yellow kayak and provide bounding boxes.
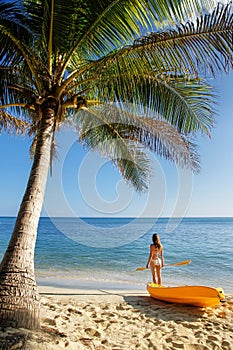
[147,283,225,307]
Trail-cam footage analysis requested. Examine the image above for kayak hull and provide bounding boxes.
[147,283,225,307]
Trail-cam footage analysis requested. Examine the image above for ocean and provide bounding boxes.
[0,217,232,293]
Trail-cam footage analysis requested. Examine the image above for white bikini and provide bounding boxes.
[151,246,162,266]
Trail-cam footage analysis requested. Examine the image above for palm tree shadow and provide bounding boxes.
[123,295,206,322]
[0,330,29,349]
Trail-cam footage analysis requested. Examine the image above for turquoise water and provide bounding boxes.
[0,217,232,293]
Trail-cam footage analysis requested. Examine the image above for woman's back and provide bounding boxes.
[150,244,162,259]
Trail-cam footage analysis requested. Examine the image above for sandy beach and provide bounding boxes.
[0,286,232,350]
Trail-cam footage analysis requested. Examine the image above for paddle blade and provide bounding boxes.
[165,259,191,267]
[136,267,148,271]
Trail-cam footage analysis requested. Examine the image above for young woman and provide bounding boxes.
[146,233,164,285]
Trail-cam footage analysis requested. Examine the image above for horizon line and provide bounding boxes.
[1,215,233,219]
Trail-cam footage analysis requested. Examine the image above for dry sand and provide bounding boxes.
[0,286,233,350]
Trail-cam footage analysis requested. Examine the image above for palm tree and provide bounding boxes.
[0,0,232,329]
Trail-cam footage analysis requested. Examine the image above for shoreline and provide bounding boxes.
[36,277,233,294]
[37,278,146,292]
[38,285,148,303]
[38,283,233,297]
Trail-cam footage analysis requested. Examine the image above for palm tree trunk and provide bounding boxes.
[0,98,56,329]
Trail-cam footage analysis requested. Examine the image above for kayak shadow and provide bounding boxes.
[123,295,206,322]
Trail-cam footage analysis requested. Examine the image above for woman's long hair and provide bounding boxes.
[152,233,162,250]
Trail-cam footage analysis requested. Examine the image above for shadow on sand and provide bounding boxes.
[123,295,206,322]
[40,289,206,323]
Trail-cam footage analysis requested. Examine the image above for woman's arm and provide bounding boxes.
[146,245,153,268]
[161,247,164,267]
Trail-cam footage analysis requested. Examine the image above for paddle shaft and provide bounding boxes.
[136,259,190,271]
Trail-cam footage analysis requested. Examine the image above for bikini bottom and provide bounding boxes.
[151,258,161,266]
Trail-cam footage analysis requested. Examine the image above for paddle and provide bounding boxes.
[136,259,191,271]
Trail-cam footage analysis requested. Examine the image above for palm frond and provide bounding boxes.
[152,78,216,136]
[64,3,231,131]
[60,0,152,79]
[75,107,151,192]
[0,2,32,66]
[149,0,216,24]
[125,77,216,136]
[0,64,39,120]
[65,0,217,74]
[81,65,215,137]
[0,111,30,134]
[71,0,217,56]
[120,117,201,173]
[79,1,232,96]
[116,149,152,192]
[75,105,200,178]
[131,2,233,76]
[70,0,151,56]
[0,2,43,92]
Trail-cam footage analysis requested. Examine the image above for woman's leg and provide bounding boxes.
[156,265,162,285]
[150,262,156,283]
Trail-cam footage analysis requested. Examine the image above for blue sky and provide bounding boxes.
[1,71,233,218]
